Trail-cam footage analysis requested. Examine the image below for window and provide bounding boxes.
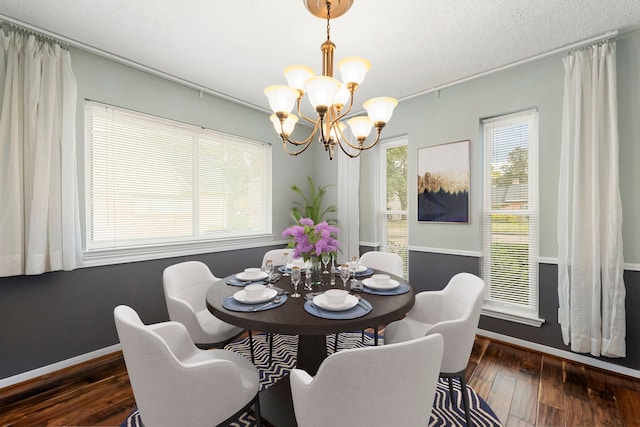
[482,110,541,326]
[379,137,409,278]
[85,101,272,255]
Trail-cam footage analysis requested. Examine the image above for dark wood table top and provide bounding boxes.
[205,270,415,336]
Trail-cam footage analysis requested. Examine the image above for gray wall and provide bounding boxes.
[2,29,640,380]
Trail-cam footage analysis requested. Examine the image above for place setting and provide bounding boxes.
[226,267,281,287]
[303,289,372,319]
[361,273,411,296]
[222,283,288,312]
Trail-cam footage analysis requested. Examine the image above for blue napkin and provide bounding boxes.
[222,294,288,312]
[303,300,371,319]
[226,277,267,287]
[362,282,411,296]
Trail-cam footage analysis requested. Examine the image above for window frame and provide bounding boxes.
[481,109,543,327]
[378,136,409,279]
[83,100,273,266]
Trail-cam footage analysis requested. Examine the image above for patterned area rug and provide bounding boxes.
[122,332,502,427]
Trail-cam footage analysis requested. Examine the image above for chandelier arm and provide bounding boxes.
[336,139,362,158]
[356,129,383,151]
[281,119,322,147]
[281,136,313,156]
[334,122,363,150]
[295,97,321,124]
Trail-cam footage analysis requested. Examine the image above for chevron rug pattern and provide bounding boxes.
[122,332,502,427]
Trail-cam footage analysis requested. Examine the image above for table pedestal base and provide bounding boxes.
[296,334,327,376]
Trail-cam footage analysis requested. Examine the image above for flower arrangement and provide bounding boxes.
[282,218,339,261]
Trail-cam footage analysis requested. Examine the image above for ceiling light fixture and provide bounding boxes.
[264,0,398,160]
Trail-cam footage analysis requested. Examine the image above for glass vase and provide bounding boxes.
[308,257,322,286]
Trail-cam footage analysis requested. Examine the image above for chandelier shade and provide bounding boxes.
[264,85,299,114]
[338,57,370,86]
[264,0,397,159]
[363,97,398,124]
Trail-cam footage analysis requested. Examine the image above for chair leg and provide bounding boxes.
[458,375,472,427]
[333,333,339,352]
[253,395,263,427]
[373,326,379,346]
[248,330,255,364]
[361,330,365,342]
[268,333,273,364]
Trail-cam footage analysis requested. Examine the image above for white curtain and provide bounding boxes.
[0,30,82,276]
[337,151,360,265]
[557,39,625,358]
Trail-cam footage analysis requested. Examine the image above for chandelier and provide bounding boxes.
[264,0,398,160]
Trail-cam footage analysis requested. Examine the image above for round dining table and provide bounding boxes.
[205,269,415,376]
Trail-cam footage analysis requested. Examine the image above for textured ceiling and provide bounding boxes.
[1,0,640,116]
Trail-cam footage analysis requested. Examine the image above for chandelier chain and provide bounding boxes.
[326,2,331,41]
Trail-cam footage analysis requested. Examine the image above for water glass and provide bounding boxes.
[265,259,274,287]
[340,264,351,289]
[349,255,359,281]
[291,266,301,298]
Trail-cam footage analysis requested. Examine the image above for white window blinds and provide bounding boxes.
[85,101,272,251]
[482,110,539,321]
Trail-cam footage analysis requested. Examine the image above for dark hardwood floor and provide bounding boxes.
[1,334,640,426]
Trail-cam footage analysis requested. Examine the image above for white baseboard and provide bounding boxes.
[478,329,640,379]
[0,344,122,389]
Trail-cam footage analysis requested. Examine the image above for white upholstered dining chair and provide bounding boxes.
[261,248,291,268]
[114,305,262,427]
[290,333,444,427]
[359,250,404,277]
[162,261,244,348]
[384,272,485,426]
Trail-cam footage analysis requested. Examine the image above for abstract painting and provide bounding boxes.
[417,140,470,223]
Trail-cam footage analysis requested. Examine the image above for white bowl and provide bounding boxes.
[245,283,267,300]
[371,274,390,288]
[325,289,348,306]
[243,267,262,279]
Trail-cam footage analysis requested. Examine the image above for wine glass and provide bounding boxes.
[349,255,359,281]
[282,252,291,276]
[321,252,331,274]
[340,264,351,289]
[264,259,274,288]
[291,266,301,298]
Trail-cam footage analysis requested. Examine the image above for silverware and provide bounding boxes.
[352,293,372,310]
[250,296,282,311]
[305,294,321,313]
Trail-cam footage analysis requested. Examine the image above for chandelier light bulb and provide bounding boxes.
[363,97,398,124]
[284,65,315,91]
[338,57,370,86]
[347,116,373,139]
[264,85,299,114]
[303,76,341,110]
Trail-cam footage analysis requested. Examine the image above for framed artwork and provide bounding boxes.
[417,139,470,223]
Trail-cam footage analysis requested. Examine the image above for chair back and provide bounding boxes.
[430,272,485,374]
[162,260,243,345]
[114,305,259,427]
[290,334,444,427]
[261,248,290,267]
[359,251,404,276]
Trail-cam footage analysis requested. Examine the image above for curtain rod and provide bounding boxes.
[0,13,269,115]
[0,19,69,49]
[400,30,618,102]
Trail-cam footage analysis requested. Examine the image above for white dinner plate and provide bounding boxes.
[236,271,268,281]
[338,265,367,273]
[313,294,358,311]
[362,278,400,290]
[233,288,278,304]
